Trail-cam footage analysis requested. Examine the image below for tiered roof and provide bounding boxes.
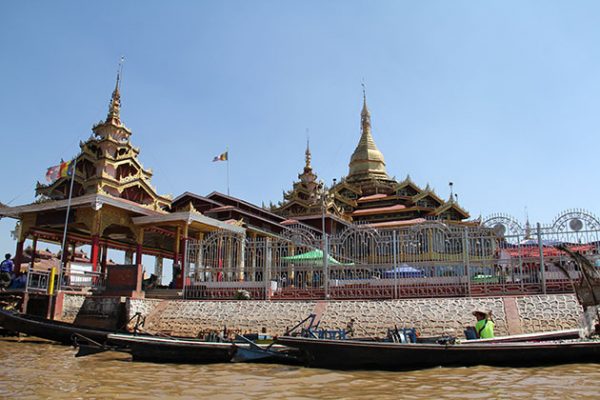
[35,73,171,211]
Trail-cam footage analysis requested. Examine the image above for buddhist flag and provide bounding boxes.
[45,165,60,182]
[212,151,228,162]
[45,160,74,182]
[59,160,74,178]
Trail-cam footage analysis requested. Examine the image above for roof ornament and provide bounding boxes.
[305,129,311,170]
[449,182,454,203]
[106,56,125,125]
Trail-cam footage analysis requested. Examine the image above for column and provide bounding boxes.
[14,239,24,276]
[135,228,144,268]
[101,243,108,273]
[173,226,181,287]
[237,233,246,281]
[90,235,100,272]
[154,256,163,285]
[29,236,38,273]
[178,224,189,289]
[124,250,134,265]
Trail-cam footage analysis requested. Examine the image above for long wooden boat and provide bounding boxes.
[0,308,114,345]
[105,333,297,364]
[276,336,600,370]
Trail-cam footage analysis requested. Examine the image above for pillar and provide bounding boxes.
[29,236,38,273]
[14,240,25,276]
[124,250,134,265]
[237,233,246,281]
[173,226,181,286]
[135,228,144,268]
[154,256,164,285]
[177,224,189,289]
[101,243,108,273]
[91,235,100,272]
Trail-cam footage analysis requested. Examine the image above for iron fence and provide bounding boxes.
[184,209,600,300]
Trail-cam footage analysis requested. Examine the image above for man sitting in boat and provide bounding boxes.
[0,253,14,290]
[473,310,495,339]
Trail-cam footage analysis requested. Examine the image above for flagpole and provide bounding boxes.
[226,147,230,196]
[58,157,78,292]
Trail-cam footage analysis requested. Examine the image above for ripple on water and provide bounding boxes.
[2,339,600,399]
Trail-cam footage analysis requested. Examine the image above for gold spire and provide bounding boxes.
[348,86,388,181]
[305,138,312,170]
[106,58,123,125]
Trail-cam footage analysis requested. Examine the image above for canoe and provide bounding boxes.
[105,333,297,364]
[276,336,600,370]
[0,308,114,345]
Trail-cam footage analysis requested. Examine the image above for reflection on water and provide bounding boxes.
[1,338,600,400]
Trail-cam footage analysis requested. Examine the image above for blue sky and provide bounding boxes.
[1,1,600,266]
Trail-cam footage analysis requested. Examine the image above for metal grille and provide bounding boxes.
[183,209,600,300]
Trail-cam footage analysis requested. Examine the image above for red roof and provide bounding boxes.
[366,218,427,228]
[357,193,388,202]
[352,204,406,216]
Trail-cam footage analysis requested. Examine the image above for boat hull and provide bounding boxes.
[0,309,112,344]
[277,336,600,370]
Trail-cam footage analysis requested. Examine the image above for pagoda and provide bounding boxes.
[274,89,471,228]
[272,141,340,218]
[36,73,171,210]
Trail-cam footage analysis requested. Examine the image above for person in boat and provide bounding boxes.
[345,318,356,338]
[473,310,494,339]
[0,253,14,290]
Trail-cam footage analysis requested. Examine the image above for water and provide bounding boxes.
[1,338,600,399]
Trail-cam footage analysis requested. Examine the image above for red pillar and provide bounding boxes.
[135,243,143,268]
[14,240,24,277]
[91,235,100,272]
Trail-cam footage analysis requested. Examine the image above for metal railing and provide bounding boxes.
[25,266,105,294]
[183,209,600,300]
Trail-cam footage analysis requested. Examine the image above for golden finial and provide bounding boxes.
[305,130,311,169]
[106,56,124,125]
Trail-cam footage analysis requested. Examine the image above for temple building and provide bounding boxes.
[273,91,471,228]
[0,72,246,293]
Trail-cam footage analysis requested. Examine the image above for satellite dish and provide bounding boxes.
[569,218,583,232]
[493,223,506,237]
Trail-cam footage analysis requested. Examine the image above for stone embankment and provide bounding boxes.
[59,294,582,338]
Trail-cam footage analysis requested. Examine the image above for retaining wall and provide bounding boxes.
[115,294,583,338]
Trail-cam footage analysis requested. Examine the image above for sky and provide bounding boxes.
[1,1,600,267]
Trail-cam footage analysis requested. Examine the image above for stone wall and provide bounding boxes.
[123,294,586,338]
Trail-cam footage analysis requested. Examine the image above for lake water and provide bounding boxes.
[1,338,600,399]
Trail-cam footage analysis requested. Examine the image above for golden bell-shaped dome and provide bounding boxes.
[348,93,388,181]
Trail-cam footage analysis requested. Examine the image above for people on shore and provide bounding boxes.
[0,253,14,290]
[473,310,494,339]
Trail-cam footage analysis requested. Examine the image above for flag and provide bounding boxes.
[45,160,74,182]
[212,151,228,162]
[59,161,74,178]
[45,165,60,182]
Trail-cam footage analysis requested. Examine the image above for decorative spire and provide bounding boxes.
[448,182,455,203]
[106,57,124,125]
[361,83,371,133]
[348,85,388,181]
[305,137,312,170]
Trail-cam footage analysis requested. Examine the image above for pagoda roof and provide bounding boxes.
[0,193,165,219]
[365,218,427,228]
[352,204,406,216]
[357,193,388,202]
[132,210,245,234]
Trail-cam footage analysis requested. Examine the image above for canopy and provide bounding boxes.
[281,249,348,266]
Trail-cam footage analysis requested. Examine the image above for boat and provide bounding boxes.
[0,308,117,345]
[102,333,298,364]
[276,336,600,370]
